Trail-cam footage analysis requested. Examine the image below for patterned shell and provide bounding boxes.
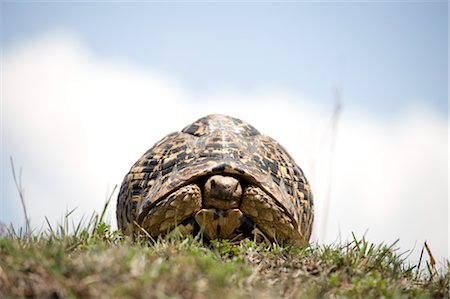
[117,114,314,241]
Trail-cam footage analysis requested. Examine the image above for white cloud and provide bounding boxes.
[2,32,448,265]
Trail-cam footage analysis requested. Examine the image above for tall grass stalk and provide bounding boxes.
[9,157,30,237]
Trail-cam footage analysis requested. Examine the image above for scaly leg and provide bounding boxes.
[194,208,244,240]
[139,184,202,237]
[240,185,306,246]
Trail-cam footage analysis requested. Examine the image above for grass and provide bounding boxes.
[2,160,449,298]
[0,205,449,299]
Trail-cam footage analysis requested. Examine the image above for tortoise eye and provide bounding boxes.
[210,179,216,188]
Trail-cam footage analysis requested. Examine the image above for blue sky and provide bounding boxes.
[1,2,448,264]
[3,2,448,116]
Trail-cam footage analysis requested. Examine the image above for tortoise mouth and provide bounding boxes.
[137,174,304,246]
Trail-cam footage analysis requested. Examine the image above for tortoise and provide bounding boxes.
[117,114,314,246]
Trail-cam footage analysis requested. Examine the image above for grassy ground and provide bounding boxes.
[0,208,448,299]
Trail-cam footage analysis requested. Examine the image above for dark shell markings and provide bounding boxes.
[117,114,314,246]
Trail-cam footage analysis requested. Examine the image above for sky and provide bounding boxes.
[1,2,448,266]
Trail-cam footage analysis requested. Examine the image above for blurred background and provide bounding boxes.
[1,2,448,266]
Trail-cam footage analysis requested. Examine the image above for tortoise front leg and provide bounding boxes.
[240,185,306,246]
[139,184,202,237]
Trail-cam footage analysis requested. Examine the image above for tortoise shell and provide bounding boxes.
[117,114,313,245]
